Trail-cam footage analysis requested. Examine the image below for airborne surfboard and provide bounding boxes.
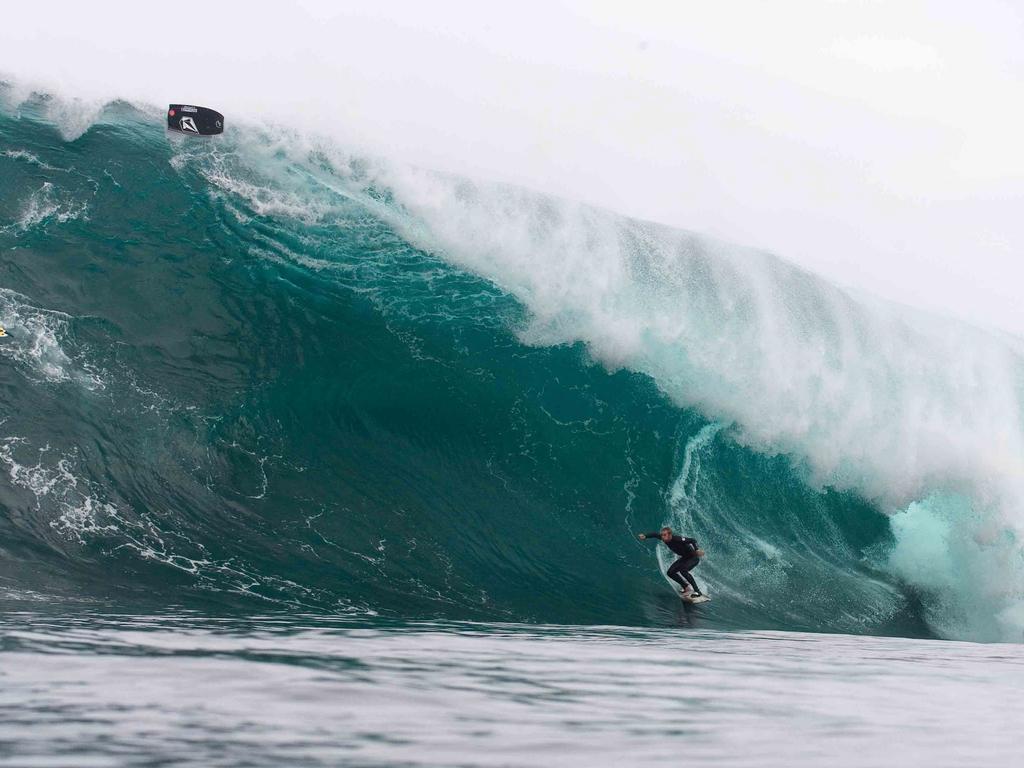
[167,104,224,136]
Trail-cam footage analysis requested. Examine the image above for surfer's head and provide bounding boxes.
[659,526,672,541]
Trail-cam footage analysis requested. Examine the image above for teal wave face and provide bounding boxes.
[1,91,1019,640]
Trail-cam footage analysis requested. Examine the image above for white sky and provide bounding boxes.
[3,1,1023,335]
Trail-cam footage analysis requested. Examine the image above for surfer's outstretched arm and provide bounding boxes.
[637,532,661,540]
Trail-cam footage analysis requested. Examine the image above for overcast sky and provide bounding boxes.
[3,1,1022,335]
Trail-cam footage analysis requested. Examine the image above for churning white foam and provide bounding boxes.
[5,181,89,233]
[0,288,102,389]
[0,83,106,141]
[0,436,120,541]
[1,148,64,171]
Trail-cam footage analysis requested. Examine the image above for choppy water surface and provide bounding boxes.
[2,611,1022,767]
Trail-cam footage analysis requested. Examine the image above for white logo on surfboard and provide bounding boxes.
[179,117,199,133]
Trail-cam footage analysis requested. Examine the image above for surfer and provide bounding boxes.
[637,526,705,597]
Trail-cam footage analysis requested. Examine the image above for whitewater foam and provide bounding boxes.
[0,84,108,141]
[0,432,328,609]
[5,181,89,233]
[1,148,66,172]
[0,288,102,389]
[0,436,119,542]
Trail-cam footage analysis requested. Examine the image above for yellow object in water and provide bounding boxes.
[0,324,7,337]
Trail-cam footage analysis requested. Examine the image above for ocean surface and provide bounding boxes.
[2,86,1024,766]
[3,610,1023,768]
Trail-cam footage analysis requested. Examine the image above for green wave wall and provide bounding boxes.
[3,90,1022,640]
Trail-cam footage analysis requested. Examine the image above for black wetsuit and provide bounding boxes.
[643,533,703,595]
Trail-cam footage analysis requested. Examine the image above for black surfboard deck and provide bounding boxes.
[167,105,224,136]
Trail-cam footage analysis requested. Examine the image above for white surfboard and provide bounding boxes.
[681,593,710,604]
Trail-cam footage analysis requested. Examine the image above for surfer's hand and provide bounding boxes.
[696,548,705,557]
[637,533,646,540]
